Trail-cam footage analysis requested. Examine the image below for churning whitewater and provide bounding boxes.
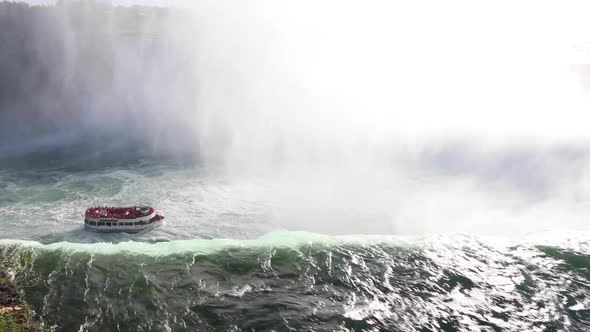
[1,162,590,331]
[1,230,590,331]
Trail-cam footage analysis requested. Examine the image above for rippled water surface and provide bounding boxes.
[1,163,590,331]
[0,162,275,243]
[1,234,590,331]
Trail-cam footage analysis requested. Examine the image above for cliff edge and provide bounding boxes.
[0,269,39,332]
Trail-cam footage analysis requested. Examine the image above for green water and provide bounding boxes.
[1,162,590,331]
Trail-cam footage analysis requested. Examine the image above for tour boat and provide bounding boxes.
[84,204,164,233]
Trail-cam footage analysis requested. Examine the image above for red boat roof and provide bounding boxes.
[85,205,154,219]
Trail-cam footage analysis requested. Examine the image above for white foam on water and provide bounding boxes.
[0,230,420,256]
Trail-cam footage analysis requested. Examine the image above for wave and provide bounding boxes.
[2,229,589,257]
[1,230,589,331]
[0,230,419,256]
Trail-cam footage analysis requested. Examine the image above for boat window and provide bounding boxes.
[89,221,97,226]
[106,222,111,226]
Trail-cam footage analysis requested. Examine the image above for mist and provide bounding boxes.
[161,1,590,235]
[2,0,590,235]
[174,0,590,172]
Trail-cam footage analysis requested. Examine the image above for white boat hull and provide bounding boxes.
[84,220,163,233]
[84,205,165,234]
[85,211,156,223]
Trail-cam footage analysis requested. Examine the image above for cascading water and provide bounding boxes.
[2,1,590,331]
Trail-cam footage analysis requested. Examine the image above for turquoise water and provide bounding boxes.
[1,162,590,331]
[1,232,590,331]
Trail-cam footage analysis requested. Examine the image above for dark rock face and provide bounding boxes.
[0,269,39,332]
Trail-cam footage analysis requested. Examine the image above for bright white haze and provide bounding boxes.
[17,0,590,236]
[161,1,590,235]
[179,1,590,141]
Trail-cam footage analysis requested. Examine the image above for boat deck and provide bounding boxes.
[85,206,154,220]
